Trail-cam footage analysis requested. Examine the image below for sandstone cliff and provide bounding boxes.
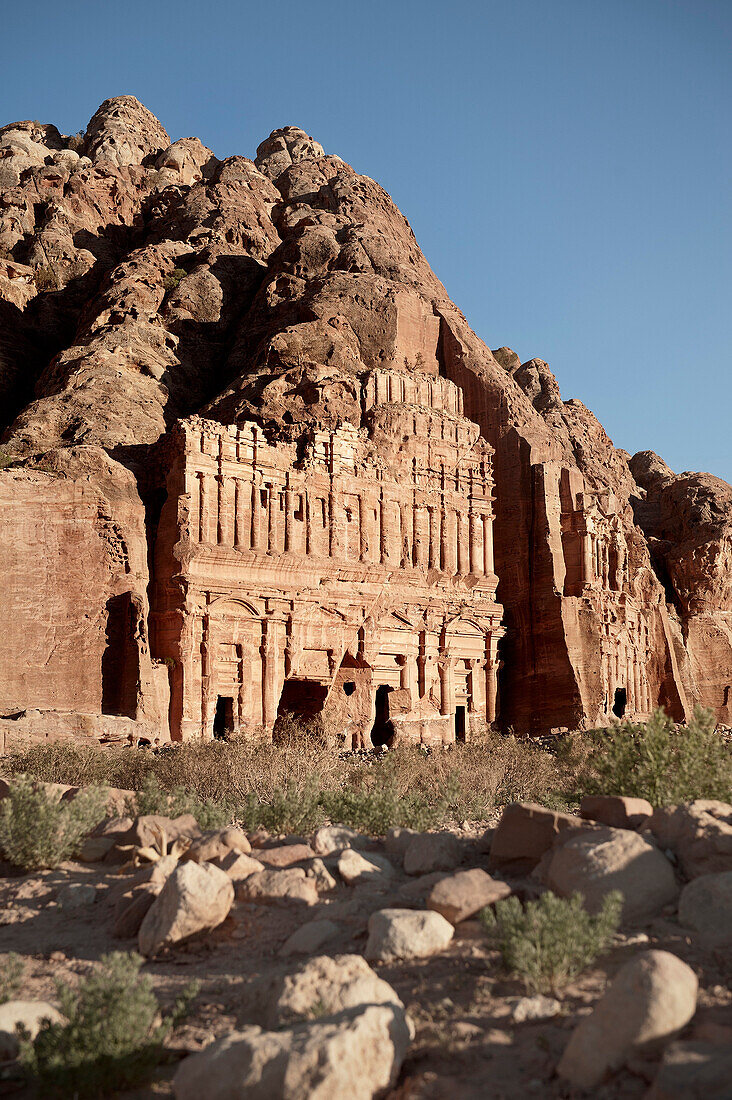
[0,97,728,743]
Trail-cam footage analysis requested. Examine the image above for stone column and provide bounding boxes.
[438,659,454,716]
[284,487,294,552]
[250,483,261,551]
[469,510,484,575]
[483,513,495,575]
[261,619,279,731]
[413,505,429,568]
[267,485,279,553]
[485,637,498,723]
[581,531,593,585]
[199,473,213,544]
[217,475,228,545]
[201,613,214,737]
[457,511,471,575]
[441,508,457,574]
[428,506,441,570]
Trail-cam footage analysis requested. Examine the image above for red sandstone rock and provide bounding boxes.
[0,95,730,744]
[580,796,653,830]
[489,803,585,871]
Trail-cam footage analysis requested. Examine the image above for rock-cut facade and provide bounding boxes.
[0,98,730,749]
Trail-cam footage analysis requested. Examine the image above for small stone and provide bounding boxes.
[338,848,393,885]
[403,832,461,875]
[489,803,585,872]
[544,826,678,922]
[138,861,234,956]
[173,1003,411,1100]
[0,1001,64,1061]
[186,826,251,864]
[678,871,732,948]
[79,836,115,862]
[312,824,370,855]
[279,919,340,956]
[257,843,316,868]
[305,857,337,892]
[558,950,698,1089]
[580,795,653,830]
[426,868,511,924]
[236,868,318,906]
[511,995,561,1023]
[57,883,97,909]
[365,908,454,962]
[265,954,403,1026]
[218,851,265,881]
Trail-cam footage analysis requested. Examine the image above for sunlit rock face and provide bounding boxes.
[0,97,729,746]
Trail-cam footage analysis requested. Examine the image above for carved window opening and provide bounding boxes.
[294,496,304,521]
[213,695,234,740]
[455,704,467,743]
[370,684,395,748]
[343,681,356,696]
[613,687,627,719]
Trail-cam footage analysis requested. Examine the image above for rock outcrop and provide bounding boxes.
[1,95,729,743]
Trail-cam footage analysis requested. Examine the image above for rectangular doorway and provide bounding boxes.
[213,696,234,739]
[455,705,466,743]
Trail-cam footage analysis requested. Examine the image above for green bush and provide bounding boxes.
[0,777,107,871]
[162,267,186,292]
[125,775,235,830]
[0,953,25,1003]
[239,778,328,836]
[480,890,622,995]
[19,951,197,1098]
[576,707,732,807]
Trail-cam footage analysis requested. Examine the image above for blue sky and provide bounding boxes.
[3,0,730,480]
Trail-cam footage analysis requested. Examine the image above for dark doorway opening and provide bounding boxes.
[101,593,139,718]
[213,696,234,739]
[613,687,627,719]
[455,705,466,743]
[277,679,328,720]
[370,685,395,748]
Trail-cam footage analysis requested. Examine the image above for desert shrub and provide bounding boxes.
[570,707,732,807]
[322,782,445,834]
[125,774,236,829]
[19,952,197,1098]
[0,953,25,1003]
[238,778,328,835]
[481,890,622,995]
[4,741,158,791]
[0,777,106,871]
[162,267,186,292]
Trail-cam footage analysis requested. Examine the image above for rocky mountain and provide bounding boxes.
[0,95,729,746]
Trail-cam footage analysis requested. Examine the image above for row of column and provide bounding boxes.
[602,646,652,714]
[194,471,495,576]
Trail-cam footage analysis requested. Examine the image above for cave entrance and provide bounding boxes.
[370,684,395,749]
[213,696,234,740]
[274,678,329,741]
[454,705,467,743]
[612,687,627,719]
[101,593,139,718]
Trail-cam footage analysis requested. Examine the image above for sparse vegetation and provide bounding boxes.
[565,706,732,807]
[4,727,563,834]
[19,951,198,1098]
[480,891,622,995]
[0,776,106,870]
[162,267,186,292]
[33,264,60,291]
[0,952,26,1003]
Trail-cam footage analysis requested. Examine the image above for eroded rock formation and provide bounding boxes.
[0,96,729,746]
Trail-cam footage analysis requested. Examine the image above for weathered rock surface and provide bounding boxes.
[264,954,403,1026]
[235,868,319,906]
[542,826,678,922]
[558,950,698,1088]
[489,803,585,872]
[172,1003,411,1100]
[647,1040,732,1099]
[0,1001,64,1061]
[138,860,234,955]
[648,802,732,878]
[426,868,511,923]
[365,908,454,961]
[1,94,730,745]
[580,795,653,830]
[678,871,732,947]
[403,832,462,876]
[278,919,340,957]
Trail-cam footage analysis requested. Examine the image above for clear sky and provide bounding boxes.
[3,0,730,481]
